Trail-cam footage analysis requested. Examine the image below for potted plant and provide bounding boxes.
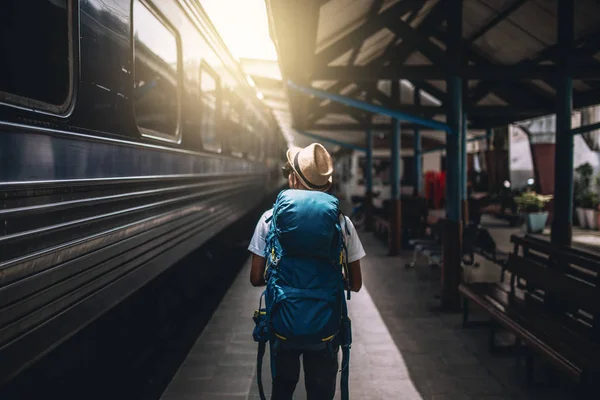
[582,191,600,230]
[574,178,586,228]
[514,191,553,233]
[575,163,594,228]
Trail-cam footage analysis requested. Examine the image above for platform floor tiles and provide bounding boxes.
[160,232,575,400]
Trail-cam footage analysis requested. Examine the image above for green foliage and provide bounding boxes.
[515,191,553,213]
[580,191,599,209]
[574,163,599,208]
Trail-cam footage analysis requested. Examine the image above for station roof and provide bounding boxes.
[263,0,600,152]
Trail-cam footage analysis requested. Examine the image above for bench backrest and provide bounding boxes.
[510,234,599,286]
[506,253,600,339]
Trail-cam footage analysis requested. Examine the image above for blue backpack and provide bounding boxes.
[252,189,352,400]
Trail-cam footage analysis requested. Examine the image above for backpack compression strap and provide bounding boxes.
[340,295,352,400]
[257,341,267,400]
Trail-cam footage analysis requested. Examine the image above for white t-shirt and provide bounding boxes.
[248,209,366,263]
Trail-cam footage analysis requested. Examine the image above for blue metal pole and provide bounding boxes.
[391,119,400,200]
[446,78,462,223]
[461,113,468,225]
[296,130,367,152]
[461,113,468,200]
[365,128,374,231]
[366,129,373,193]
[551,0,574,247]
[390,80,402,255]
[442,0,463,311]
[414,86,423,196]
[287,80,452,133]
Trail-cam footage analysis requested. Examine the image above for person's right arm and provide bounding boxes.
[250,254,266,287]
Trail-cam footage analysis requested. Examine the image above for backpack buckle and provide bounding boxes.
[270,248,281,266]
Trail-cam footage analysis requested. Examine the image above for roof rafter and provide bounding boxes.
[348,0,384,65]
[314,0,422,67]
[312,64,600,80]
[430,29,555,111]
[315,102,549,118]
[309,2,447,111]
[468,26,600,106]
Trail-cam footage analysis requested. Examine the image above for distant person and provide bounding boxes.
[249,143,365,400]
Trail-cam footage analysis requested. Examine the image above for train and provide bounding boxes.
[0,0,286,383]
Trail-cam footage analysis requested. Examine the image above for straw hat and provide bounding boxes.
[286,143,333,191]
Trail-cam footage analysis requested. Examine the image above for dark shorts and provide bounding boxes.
[271,345,339,400]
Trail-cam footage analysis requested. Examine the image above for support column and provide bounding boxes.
[365,128,374,232]
[414,85,423,197]
[442,0,463,311]
[551,0,574,247]
[389,80,402,256]
[461,113,469,225]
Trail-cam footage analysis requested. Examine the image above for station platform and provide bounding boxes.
[159,231,574,400]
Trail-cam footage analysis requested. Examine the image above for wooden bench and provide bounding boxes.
[505,234,600,287]
[460,235,600,389]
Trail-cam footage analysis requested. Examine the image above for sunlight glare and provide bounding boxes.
[200,0,278,61]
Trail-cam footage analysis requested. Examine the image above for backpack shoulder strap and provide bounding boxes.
[339,211,351,236]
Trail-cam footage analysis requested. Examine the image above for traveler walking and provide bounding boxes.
[249,143,365,400]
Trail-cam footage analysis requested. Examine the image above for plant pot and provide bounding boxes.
[584,208,598,230]
[524,212,549,234]
[576,207,586,228]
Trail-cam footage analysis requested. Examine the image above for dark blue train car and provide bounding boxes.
[0,0,285,382]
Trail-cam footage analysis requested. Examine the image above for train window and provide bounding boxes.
[0,0,73,114]
[200,64,221,152]
[133,0,181,142]
[246,124,256,160]
[228,108,243,157]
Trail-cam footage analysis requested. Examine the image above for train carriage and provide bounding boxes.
[0,0,285,383]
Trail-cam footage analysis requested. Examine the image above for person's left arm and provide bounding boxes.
[248,212,269,287]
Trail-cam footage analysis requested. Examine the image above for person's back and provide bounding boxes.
[248,143,365,400]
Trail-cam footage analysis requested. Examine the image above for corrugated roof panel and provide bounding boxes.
[531,80,556,96]
[409,0,441,28]
[329,48,355,66]
[477,93,508,106]
[530,0,555,15]
[573,0,600,39]
[425,80,446,93]
[316,0,372,52]
[462,0,497,40]
[405,51,432,65]
[340,83,360,95]
[573,80,592,92]
[502,1,555,47]
[316,113,358,124]
[354,28,395,66]
[313,80,339,89]
[473,17,546,64]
